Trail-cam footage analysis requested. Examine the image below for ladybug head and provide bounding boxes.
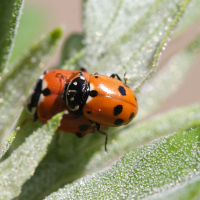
[62,72,89,111]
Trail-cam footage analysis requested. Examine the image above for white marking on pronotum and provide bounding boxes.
[70,97,74,101]
[80,76,85,80]
[42,80,47,90]
[90,83,94,91]
[39,74,45,80]
[74,105,79,110]
[64,110,69,115]
[86,96,92,103]
[73,81,77,85]
[38,94,44,104]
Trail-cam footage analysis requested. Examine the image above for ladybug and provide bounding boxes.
[26,69,95,137]
[62,72,138,150]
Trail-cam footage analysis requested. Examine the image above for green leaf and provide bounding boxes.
[45,126,200,199]
[174,0,200,37]
[3,108,43,156]
[86,103,200,173]
[10,5,48,64]
[12,126,105,200]
[135,0,200,120]
[144,176,200,200]
[0,112,63,200]
[59,34,84,68]
[0,27,63,152]
[0,127,18,159]
[66,0,192,91]
[12,104,200,200]
[137,34,200,120]
[0,0,24,73]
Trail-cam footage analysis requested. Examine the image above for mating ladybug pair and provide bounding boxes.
[27,68,138,151]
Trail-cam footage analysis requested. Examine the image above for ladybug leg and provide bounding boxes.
[96,123,108,152]
[88,119,96,132]
[110,73,122,81]
[124,72,128,84]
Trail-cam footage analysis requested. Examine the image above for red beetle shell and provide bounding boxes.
[83,74,138,127]
[28,69,94,135]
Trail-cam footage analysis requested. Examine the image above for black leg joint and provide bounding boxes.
[96,123,108,152]
[110,73,122,81]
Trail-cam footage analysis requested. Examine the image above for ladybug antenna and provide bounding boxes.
[95,123,108,152]
[105,133,108,152]
[101,131,108,152]
[124,72,128,84]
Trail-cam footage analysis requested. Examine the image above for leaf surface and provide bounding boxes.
[0,0,24,73]
[45,126,200,199]
[0,112,63,200]
[65,0,192,92]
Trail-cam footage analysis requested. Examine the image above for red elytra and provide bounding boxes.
[82,74,138,127]
[27,69,95,136]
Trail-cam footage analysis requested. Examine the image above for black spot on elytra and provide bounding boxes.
[95,75,98,78]
[114,119,124,125]
[79,124,89,132]
[42,88,51,96]
[129,112,134,121]
[87,110,92,114]
[27,78,42,113]
[118,86,126,96]
[76,133,83,138]
[114,105,123,116]
[89,90,98,97]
